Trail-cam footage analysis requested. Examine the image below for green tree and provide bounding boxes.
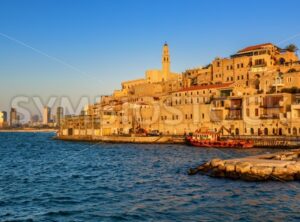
[285,44,298,52]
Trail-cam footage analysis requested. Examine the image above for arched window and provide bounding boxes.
[293,127,297,135]
[279,58,285,65]
[264,128,268,135]
[235,128,239,135]
[279,128,283,136]
[250,128,254,135]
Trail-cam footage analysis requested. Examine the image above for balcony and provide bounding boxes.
[259,114,280,119]
[225,104,242,110]
[210,117,223,122]
[250,66,267,73]
[260,100,283,109]
[225,115,243,120]
[211,106,224,111]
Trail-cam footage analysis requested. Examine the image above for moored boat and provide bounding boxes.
[186,126,254,148]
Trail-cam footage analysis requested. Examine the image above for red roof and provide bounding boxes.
[177,82,233,92]
[238,43,273,53]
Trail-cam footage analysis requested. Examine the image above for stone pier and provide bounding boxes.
[56,135,185,144]
[189,149,300,181]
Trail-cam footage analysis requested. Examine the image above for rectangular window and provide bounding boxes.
[255,108,259,116]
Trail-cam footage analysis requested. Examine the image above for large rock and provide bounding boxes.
[236,162,252,174]
[225,163,236,172]
[286,164,300,174]
[210,168,225,178]
[250,166,273,179]
[280,154,298,161]
[271,167,294,181]
[218,164,226,171]
[240,173,266,181]
[225,171,240,179]
[210,159,224,168]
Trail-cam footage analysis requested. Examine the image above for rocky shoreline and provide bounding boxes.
[189,150,300,181]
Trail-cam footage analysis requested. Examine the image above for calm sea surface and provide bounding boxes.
[0,133,300,222]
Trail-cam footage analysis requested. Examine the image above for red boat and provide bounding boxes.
[185,126,254,149]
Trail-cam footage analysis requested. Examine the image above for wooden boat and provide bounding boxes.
[186,126,254,149]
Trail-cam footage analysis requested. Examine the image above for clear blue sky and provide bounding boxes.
[1,0,300,116]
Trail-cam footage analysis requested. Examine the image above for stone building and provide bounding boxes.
[60,42,300,137]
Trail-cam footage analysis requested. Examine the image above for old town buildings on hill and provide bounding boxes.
[60,42,300,137]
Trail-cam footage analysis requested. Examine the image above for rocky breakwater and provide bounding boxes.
[189,150,300,181]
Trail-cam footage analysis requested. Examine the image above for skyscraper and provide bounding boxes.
[10,108,17,127]
[43,107,51,125]
[56,107,64,127]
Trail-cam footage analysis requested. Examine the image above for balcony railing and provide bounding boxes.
[260,103,283,109]
[259,114,280,119]
[225,104,242,110]
[225,115,243,120]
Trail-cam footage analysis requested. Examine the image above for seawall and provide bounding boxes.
[56,134,300,147]
[56,135,186,144]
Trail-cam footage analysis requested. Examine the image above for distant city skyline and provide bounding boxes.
[1,0,300,117]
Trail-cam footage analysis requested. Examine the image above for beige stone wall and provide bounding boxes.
[283,71,300,88]
[122,78,147,90]
[61,43,300,137]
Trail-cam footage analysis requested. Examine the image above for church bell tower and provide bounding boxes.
[162,42,170,80]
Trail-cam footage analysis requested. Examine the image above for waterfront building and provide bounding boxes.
[0,111,8,128]
[43,107,51,125]
[60,43,300,137]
